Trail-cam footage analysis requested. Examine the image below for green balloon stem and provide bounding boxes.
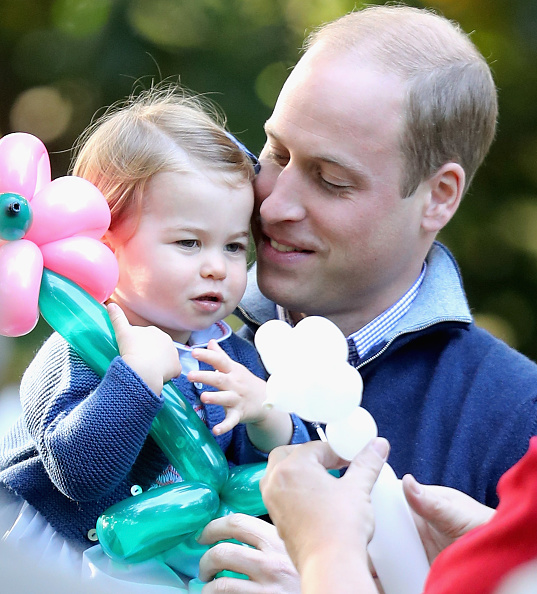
[38,269,228,489]
[213,539,253,581]
[36,269,267,571]
[215,570,249,580]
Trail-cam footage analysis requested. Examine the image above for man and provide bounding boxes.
[197,5,537,592]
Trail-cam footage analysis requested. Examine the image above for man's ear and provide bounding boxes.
[421,163,465,233]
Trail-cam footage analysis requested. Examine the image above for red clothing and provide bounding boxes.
[424,436,537,594]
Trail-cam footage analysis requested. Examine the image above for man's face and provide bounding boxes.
[253,46,432,335]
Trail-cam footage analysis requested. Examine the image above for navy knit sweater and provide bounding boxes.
[237,243,537,508]
[0,331,309,544]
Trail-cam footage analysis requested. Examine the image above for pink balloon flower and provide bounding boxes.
[0,133,119,337]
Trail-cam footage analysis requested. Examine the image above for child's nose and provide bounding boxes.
[201,254,226,280]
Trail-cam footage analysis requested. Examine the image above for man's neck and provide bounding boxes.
[289,311,307,326]
[288,261,428,339]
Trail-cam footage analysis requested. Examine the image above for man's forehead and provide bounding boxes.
[264,61,406,149]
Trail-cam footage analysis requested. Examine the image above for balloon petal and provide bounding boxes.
[0,240,43,336]
[0,133,51,198]
[265,361,362,423]
[325,407,378,461]
[41,237,119,303]
[24,176,111,246]
[264,365,309,414]
[293,316,349,363]
[254,319,293,374]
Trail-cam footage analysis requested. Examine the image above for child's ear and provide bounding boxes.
[421,163,465,233]
[102,230,115,252]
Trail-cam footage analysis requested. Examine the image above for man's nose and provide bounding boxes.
[257,165,306,224]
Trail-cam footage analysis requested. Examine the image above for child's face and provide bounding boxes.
[106,168,254,344]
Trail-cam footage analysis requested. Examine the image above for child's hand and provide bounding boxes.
[107,303,181,395]
[188,339,267,436]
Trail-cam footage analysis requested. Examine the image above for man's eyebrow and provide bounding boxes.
[263,122,368,179]
[316,154,367,176]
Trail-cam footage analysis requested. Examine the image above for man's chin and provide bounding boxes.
[257,272,305,312]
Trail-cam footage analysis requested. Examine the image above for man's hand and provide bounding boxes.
[195,440,388,594]
[402,473,495,563]
[260,439,388,575]
[197,513,301,593]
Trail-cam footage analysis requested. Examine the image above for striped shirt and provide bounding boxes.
[277,262,426,361]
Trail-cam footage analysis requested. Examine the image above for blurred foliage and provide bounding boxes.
[2,0,537,393]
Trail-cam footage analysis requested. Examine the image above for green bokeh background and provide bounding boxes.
[2,0,537,400]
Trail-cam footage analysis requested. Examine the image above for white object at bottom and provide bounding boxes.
[368,464,430,594]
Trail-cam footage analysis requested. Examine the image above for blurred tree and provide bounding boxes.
[1,0,537,395]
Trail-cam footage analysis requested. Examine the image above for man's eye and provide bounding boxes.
[322,178,346,189]
[319,174,352,193]
[267,151,289,166]
[177,239,199,248]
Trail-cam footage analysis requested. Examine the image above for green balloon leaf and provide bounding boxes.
[219,463,267,516]
[96,482,220,563]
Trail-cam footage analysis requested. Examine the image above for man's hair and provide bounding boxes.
[71,84,254,232]
[304,5,498,198]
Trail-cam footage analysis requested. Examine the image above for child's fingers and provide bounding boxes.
[188,369,228,389]
[212,409,241,435]
[207,339,224,353]
[191,342,233,373]
[106,303,130,342]
[200,390,239,408]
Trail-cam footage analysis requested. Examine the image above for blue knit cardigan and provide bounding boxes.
[0,331,309,544]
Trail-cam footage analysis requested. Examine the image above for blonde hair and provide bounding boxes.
[71,85,255,232]
[305,5,497,197]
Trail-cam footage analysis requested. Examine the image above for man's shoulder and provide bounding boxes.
[465,323,537,379]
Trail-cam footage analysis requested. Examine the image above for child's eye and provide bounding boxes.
[177,239,200,248]
[225,242,246,254]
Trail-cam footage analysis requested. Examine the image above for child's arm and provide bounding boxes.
[188,339,293,452]
[107,303,181,394]
[18,305,181,502]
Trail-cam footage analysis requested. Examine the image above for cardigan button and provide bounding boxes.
[87,528,98,542]
[194,382,203,390]
[131,484,142,496]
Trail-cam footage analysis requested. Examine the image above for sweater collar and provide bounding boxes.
[237,241,472,339]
